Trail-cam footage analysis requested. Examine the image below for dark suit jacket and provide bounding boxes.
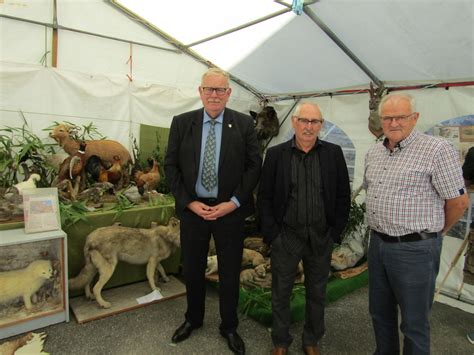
[164,107,262,219]
[257,138,351,245]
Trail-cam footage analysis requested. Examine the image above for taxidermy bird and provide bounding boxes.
[0,332,48,355]
[13,173,41,194]
[105,156,123,185]
[134,158,160,194]
[85,155,122,185]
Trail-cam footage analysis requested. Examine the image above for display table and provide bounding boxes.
[0,202,180,297]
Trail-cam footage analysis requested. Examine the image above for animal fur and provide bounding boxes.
[254,263,267,278]
[0,260,53,310]
[50,123,132,166]
[0,332,34,355]
[208,236,216,256]
[243,236,269,256]
[69,217,180,308]
[239,268,266,286]
[296,261,305,283]
[242,248,265,267]
[13,174,41,194]
[206,255,218,275]
[368,82,387,138]
[206,248,265,276]
[134,158,160,194]
[0,332,47,355]
[250,106,280,140]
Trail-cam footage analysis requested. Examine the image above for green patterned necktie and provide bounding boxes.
[201,119,218,191]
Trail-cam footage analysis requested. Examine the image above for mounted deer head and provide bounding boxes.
[368,82,387,139]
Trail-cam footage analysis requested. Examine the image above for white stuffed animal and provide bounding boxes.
[13,174,41,194]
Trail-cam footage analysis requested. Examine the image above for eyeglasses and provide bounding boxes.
[380,113,415,123]
[295,117,323,126]
[201,87,228,96]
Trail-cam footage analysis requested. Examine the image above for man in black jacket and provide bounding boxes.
[258,102,351,355]
[165,68,261,355]
[463,147,474,344]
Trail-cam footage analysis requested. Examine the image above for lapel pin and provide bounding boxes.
[228,124,232,128]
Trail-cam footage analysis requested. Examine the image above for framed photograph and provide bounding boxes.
[22,187,61,234]
[433,125,460,145]
[0,228,68,339]
[460,125,474,142]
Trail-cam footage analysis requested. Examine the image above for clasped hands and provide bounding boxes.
[187,200,237,220]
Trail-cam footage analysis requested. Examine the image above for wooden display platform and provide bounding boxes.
[70,276,185,324]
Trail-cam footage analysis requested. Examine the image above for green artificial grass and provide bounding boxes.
[238,269,368,326]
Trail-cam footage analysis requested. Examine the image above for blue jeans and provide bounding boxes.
[368,231,442,355]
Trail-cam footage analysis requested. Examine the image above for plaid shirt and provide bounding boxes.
[363,130,465,236]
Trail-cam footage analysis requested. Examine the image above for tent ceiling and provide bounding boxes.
[101,1,474,97]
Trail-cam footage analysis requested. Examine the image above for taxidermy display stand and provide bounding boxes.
[69,276,185,324]
[0,228,69,339]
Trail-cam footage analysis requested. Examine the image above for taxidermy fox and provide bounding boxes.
[0,260,53,310]
[69,217,180,308]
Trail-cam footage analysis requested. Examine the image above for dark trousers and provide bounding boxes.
[180,209,244,332]
[270,234,333,348]
[368,231,442,355]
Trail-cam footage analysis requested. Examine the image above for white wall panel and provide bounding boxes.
[0,63,260,153]
[0,0,52,23]
[0,17,52,66]
[58,30,130,78]
[131,44,207,87]
[57,0,174,50]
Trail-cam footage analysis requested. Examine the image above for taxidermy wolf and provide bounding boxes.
[69,217,180,308]
[0,260,53,310]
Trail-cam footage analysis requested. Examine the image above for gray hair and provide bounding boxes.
[378,93,416,115]
[293,101,322,118]
[201,68,230,85]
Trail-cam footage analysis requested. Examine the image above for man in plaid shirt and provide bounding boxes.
[363,93,469,354]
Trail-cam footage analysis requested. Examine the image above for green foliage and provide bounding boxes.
[341,200,366,239]
[43,121,106,141]
[147,193,174,207]
[59,200,90,228]
[0,118,111,189]
[132,131,170,194]
[0,132,15,186]
[110,192,136,220]
[0,118,56,187]
[150,132,169,194]
[239,287,272,316]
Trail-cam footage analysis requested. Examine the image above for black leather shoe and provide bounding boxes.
[220,330,245,354]
[171,321,199,343]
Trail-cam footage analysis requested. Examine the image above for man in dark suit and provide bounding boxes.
[258,102,351,355]
[164,68,261,355]
[462,147,474,345]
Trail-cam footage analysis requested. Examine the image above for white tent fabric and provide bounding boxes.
[1,0,472,185]
[0,0,473,302]
[118,0,474,95]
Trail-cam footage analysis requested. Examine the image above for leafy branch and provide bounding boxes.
[59,200,90,228]
[110,192,136,220]
[341,200,366,239]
